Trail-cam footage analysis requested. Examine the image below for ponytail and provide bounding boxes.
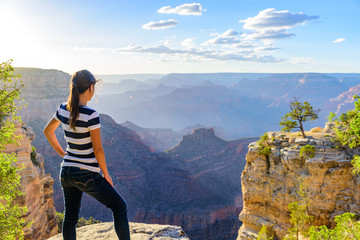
[67,83,80,130]
[66,70,96,130]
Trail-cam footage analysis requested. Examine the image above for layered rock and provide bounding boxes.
[238,130,360,239]
[3,122,58,239]
[48,222,189,240]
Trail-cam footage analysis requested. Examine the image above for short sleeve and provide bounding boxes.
[88,111,101,130]
[53,104,61,122]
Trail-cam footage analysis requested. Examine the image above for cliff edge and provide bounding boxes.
[237,128,360,239]
[47,222,189,240]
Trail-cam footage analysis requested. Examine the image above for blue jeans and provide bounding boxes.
[60,166,130,240]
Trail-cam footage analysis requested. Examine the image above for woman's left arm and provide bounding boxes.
[43,117,67,158]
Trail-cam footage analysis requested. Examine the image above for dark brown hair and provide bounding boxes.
[66,70,96,130]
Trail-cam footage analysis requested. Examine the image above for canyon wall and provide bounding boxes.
[3,122,58,239]
[238,128,360,239]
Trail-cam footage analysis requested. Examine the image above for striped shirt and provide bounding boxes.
[53,103,101,172]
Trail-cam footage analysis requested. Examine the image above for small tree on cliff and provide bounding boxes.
[0,60,28,239]
[284,179,313,240]
[280,98,320,138]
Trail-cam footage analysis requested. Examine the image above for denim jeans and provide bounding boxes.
[60,166,130,240]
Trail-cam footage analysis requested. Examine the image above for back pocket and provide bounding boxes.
[72,172,95,192]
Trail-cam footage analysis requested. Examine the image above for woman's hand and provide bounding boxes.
[104,173,114,187]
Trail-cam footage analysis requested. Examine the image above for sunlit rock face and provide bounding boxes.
[3,122,58,240]
[237,129,360,240]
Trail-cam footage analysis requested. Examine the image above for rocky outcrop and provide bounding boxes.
[3,122,58,239]
[238,130,360,239]
[47,222,189,240]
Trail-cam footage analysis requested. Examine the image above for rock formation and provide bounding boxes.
[48,222,189,240]
[237,129,360,239]
[3,122,58,239]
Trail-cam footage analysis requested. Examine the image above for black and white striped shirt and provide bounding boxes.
[53,103,101,172]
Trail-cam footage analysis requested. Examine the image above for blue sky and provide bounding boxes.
[0,0,359,74]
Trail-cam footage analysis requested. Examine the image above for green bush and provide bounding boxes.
[30,145,38,165]
[330,95,360,174]
[56,211,102,233]
[299,145,315,160]
[0,60,27,239]
[308,212,360,239]
[257,225,274,240]
[258,133,272,158]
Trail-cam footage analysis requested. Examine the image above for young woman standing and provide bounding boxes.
[44,70,130,240]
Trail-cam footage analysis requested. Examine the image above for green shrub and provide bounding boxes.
[299,145,315,160]
[257,225,274,240]
[308,212,360,239]
[30,145,37,165]
[0,60,27,239]
[258,133,272,158]
[56,211,102,233]
[330,95,360,174]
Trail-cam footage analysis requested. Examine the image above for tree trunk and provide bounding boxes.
[299,120,306,138]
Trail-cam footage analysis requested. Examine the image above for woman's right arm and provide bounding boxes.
[43,117,67,158]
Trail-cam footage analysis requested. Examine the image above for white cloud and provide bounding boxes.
[74,46,111,52]
[333,38,346,43]
[181,38,196,49]
[231,41,257,49]
[222,29,239,36]
[161,40,173,46]
[242,29,295,40]
[240,8,318,31]
[255,45,279,52]
[203,36,241,45]
[158,3,204,16]
[115,44,185,54]
[115,43,281,63]
[289,57,315,64]
[142,19,178,30]
[203,29,241,45]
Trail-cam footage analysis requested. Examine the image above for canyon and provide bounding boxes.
[17,68,254,239]
[14,67,360,239]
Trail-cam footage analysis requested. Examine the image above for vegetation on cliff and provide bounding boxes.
[0,60,28,239]
[56,212,102,233]
[329,95,360,174]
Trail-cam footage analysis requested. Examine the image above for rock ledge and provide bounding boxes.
[47,222,189,240]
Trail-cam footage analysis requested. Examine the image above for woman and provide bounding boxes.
[44,70,130,240]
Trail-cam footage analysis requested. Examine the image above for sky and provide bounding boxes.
[0,0,359,74]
